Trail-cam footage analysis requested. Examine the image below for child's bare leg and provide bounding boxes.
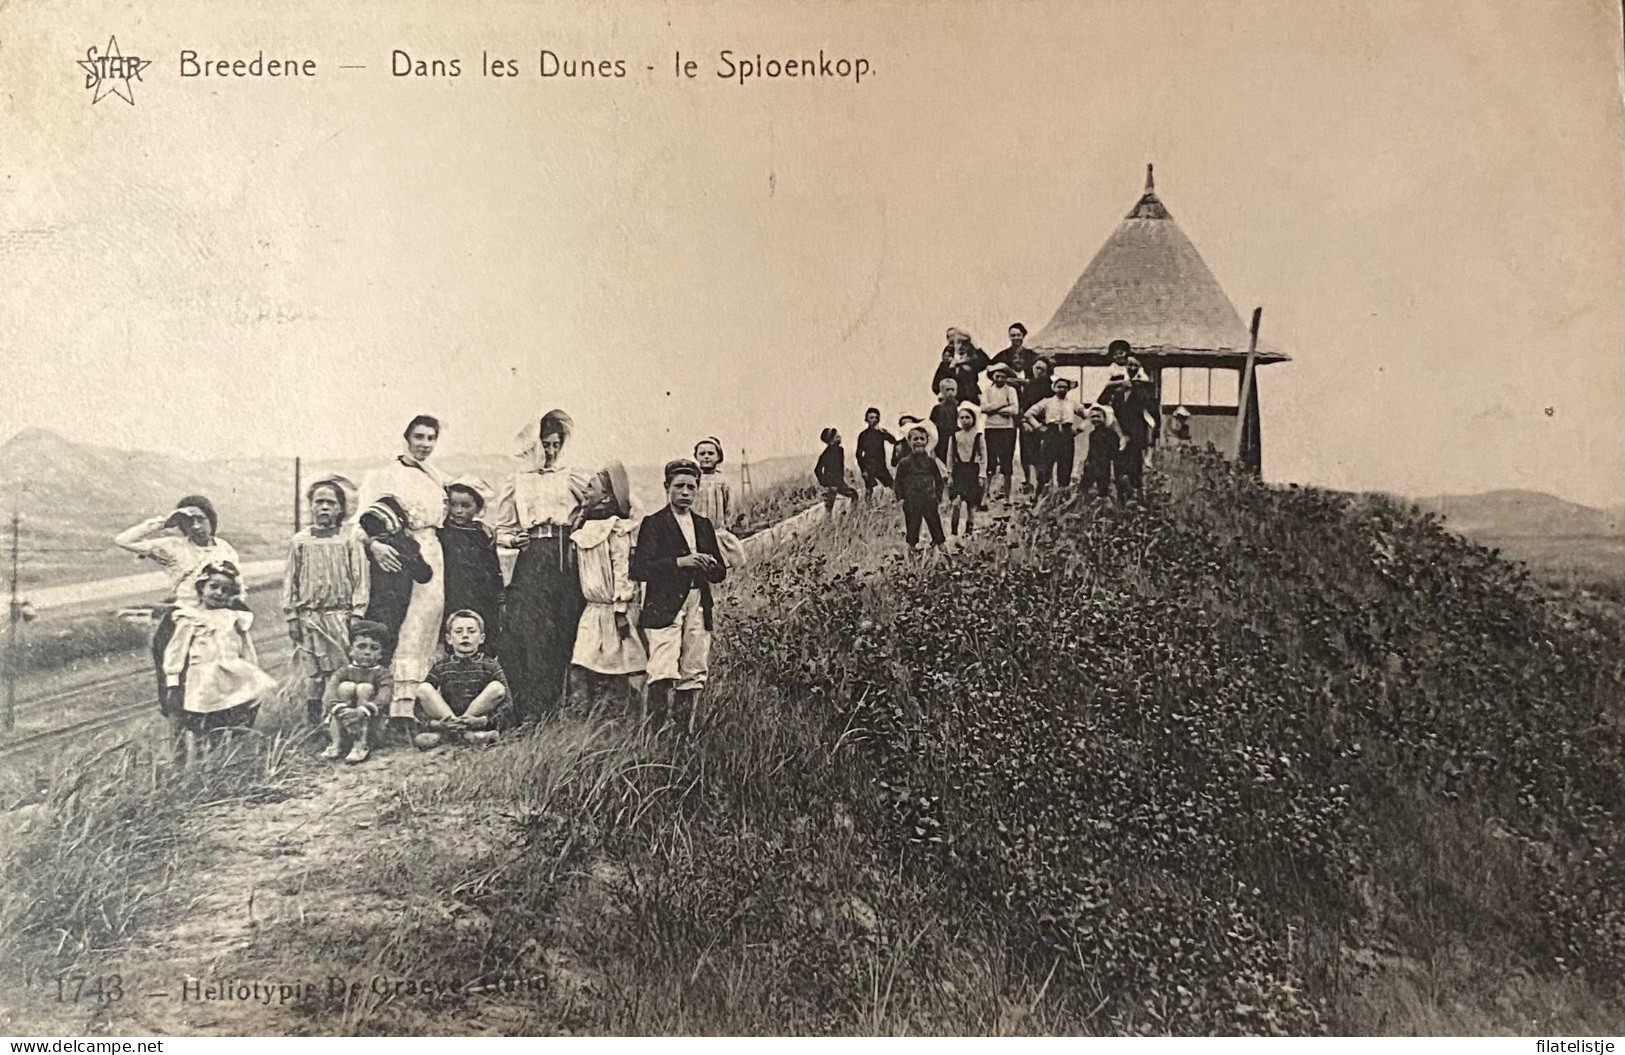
[415,682,458,723]
[322,683,357,758]
[464,682,507,724]
[345,710,372,764]
[322,710,346,759]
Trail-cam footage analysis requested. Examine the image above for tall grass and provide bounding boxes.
[0,710,307,964]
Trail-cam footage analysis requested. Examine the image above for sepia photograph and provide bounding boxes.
[0,0,1621,1040]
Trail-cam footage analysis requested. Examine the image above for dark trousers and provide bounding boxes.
[1080,457,1113,498]
[860,466,893,498]
[1036,430,1075,493]
[151,607,177,713]
[1115,441,1145,499]
[1018,429,1043,473]
[985,429,1017,480]
[823,484,859,511]
[903,499,945,546]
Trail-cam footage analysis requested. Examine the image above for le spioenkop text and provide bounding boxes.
[176,48,874,85]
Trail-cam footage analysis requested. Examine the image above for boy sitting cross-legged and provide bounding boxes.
[413,609,511,750]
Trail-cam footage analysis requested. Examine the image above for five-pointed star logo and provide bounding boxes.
[78,36,150,105]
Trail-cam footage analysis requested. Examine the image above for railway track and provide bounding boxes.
[0,637,294,764]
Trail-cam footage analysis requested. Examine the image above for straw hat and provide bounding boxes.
[903,418,937,449]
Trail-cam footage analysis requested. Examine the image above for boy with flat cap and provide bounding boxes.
[631,458,728,734]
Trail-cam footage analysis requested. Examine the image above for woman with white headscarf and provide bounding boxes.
[494,410,591,721]
[357,414,448,720]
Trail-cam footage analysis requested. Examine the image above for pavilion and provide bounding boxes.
[1027,165,1288,471]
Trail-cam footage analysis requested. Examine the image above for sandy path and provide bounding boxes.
[7,738,545,1037]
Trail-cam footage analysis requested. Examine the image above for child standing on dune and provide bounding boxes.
[568,461,646,717]
[439,476,504,646]
[163,562,277,759]
[691,438,733,526]
[947,402,985,536]
[284,476,370,727]
[893,421,947,550]
[815,428,860,516]
[855,408,896,502]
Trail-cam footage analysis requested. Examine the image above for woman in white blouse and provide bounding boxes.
[495,409,590,720]
[358,414,449,719]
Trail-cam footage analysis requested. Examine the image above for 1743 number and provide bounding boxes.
[56,974,124,1004]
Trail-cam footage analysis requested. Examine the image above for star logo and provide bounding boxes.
[78,37,151,105]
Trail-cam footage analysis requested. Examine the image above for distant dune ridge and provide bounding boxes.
[0,428,815,591]
[1413,489,1624,538]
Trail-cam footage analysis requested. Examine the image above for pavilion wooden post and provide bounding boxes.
[1233,307,1262,464]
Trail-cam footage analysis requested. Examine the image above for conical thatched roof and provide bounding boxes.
[1029,166,1288,365]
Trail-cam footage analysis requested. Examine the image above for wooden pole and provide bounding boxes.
[1233,307,1263,463]
[293,456,302,534]
[4,513,19,732]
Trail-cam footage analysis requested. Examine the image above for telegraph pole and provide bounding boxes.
[740,448,754,512]
[4,513,19,732]
[293,456,302,534]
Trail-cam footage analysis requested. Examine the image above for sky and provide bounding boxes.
[2,0,1622,507]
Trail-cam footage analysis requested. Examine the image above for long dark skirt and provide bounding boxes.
[151,607,177,713]
[500,536,585,722]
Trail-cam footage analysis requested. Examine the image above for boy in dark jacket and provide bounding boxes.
[929,377,959,465]
[894,422,947,549]
[631,459,728,734]
[854,408,895,502]
[358,497,433,649]
[815,427,860,515]
[439,478,504,647]
[1079,405,1125,499]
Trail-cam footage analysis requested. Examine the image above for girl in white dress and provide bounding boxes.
[568,460,646,716]
[163,562,277,757]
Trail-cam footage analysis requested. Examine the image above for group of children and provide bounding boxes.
[126,432,742,765]
[811,326,1174,550]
